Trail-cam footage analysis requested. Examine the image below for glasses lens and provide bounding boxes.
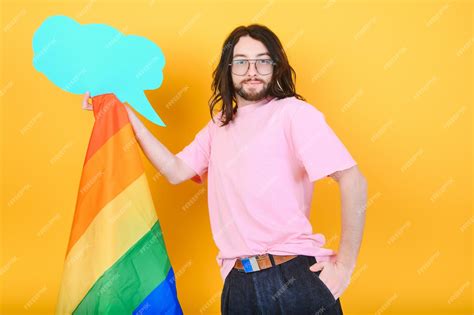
[232,61,248,75]
[256,60,273,75]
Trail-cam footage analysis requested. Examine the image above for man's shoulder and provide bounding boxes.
[275,96,323,116]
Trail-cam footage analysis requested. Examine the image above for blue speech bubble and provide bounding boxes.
[32,15,166,126]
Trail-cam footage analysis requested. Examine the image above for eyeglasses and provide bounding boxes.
[229,58,276,76]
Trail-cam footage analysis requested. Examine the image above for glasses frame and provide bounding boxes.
[228,58,276,76]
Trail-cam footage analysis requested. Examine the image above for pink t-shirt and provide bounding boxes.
[176,95,357,282]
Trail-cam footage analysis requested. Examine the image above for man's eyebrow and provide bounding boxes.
[233,52,271,59]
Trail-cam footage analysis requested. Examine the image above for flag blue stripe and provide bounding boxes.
[133,267,183,315]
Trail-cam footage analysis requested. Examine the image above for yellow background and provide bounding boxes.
[1,0,472,314]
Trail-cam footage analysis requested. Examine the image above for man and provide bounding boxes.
[83,24,367,315]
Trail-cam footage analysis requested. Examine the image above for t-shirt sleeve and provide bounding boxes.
[175,119,213,184]
[288,103,357,182]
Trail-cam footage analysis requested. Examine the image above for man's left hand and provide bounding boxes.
[309,259,353,300]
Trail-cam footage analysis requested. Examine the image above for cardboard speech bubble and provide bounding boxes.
[33,15,166,126]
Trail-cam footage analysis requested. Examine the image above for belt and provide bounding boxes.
[234,254,298,273]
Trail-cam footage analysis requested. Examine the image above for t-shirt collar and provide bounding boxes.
[236,95,276,113]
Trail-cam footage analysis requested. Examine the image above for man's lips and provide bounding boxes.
[244,80,263,85]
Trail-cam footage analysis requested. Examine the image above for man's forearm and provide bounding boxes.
[124,105,179,183]
[335,167,368,272]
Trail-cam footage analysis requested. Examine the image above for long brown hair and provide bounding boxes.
[209,24,306,127]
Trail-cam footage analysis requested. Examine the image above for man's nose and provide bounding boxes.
[247,62,258,76]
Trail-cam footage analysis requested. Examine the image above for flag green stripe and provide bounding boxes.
[72,220,172,314]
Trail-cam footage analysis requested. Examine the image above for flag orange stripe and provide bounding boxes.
[83,93,130,164]
[66,124,144,255]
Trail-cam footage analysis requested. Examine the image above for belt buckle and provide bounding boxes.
[241,256,261,273]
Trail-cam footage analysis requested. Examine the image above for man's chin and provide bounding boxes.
[240,93,266,101]
[237,87,268,101]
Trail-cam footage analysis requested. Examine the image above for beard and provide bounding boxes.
[235,79,270,101]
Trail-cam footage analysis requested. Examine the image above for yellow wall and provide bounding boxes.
[1,0,472,314]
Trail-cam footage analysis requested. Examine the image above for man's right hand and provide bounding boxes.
[79,90,189,185]
[82,91,93,111]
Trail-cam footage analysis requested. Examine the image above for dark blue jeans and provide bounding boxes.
[221,255,344,314]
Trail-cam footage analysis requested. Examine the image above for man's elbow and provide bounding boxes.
[167,155,185,185]
[352,168,367,191]
[354,168,367,188]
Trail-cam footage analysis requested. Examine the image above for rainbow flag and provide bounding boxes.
[56,93,182,314]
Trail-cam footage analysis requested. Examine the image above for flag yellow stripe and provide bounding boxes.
[56,174,158,314]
